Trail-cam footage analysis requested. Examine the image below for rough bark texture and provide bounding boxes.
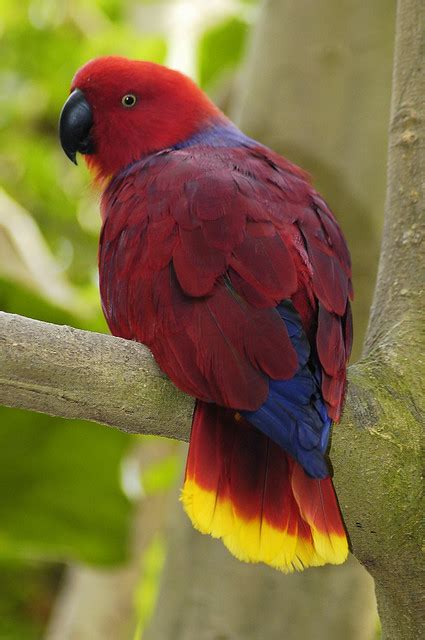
[0,312,193,440]
[357,0,425,634]
[0,0,423,638]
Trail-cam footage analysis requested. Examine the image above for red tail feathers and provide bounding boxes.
[181,402,348,572]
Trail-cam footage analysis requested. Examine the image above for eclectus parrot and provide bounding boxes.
[60,56,352,572]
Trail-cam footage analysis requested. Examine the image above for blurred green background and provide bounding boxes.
[0,1,256,637]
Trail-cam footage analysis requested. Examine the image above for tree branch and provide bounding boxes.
[0,312,193,440]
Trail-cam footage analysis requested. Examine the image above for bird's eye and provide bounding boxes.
[121,94,137,108]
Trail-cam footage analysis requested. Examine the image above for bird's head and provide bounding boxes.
[59,56,223,181]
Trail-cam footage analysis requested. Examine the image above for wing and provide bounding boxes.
[99,144,352,423]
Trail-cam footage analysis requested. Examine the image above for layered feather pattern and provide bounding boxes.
[99,121,353,570]
[243,300,332,479]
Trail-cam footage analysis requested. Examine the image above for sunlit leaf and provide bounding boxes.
[141,454,182,495]
[0,407,132,566]
[199,17,248,89]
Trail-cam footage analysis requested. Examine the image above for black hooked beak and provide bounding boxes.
[59,88,94,165]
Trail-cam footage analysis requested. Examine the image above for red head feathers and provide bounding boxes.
[61,56,223,181]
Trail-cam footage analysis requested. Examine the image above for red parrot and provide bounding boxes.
[60,56,352,572]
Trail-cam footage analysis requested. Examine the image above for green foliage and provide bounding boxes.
[199,17,249,90]
[0,563,61,640]
[0,0,168,633]
[0,0,169,565]
[0,407,131,565]
[133,535,166,639]
[142,453,181,495]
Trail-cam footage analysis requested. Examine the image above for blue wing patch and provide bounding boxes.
[242,300,332,479]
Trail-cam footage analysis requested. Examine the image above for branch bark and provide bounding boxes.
[0,312,193,440]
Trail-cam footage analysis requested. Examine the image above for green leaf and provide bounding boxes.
[142,453,181,495]
[0,407,132,566]
[199,17,248,90]
[133,535,166,639]
[0,562,61,640]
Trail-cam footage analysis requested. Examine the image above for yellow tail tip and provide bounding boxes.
[181,479,348,573]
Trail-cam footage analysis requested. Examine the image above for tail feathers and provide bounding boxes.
[290,459,348,565]
[181,402,348,573]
